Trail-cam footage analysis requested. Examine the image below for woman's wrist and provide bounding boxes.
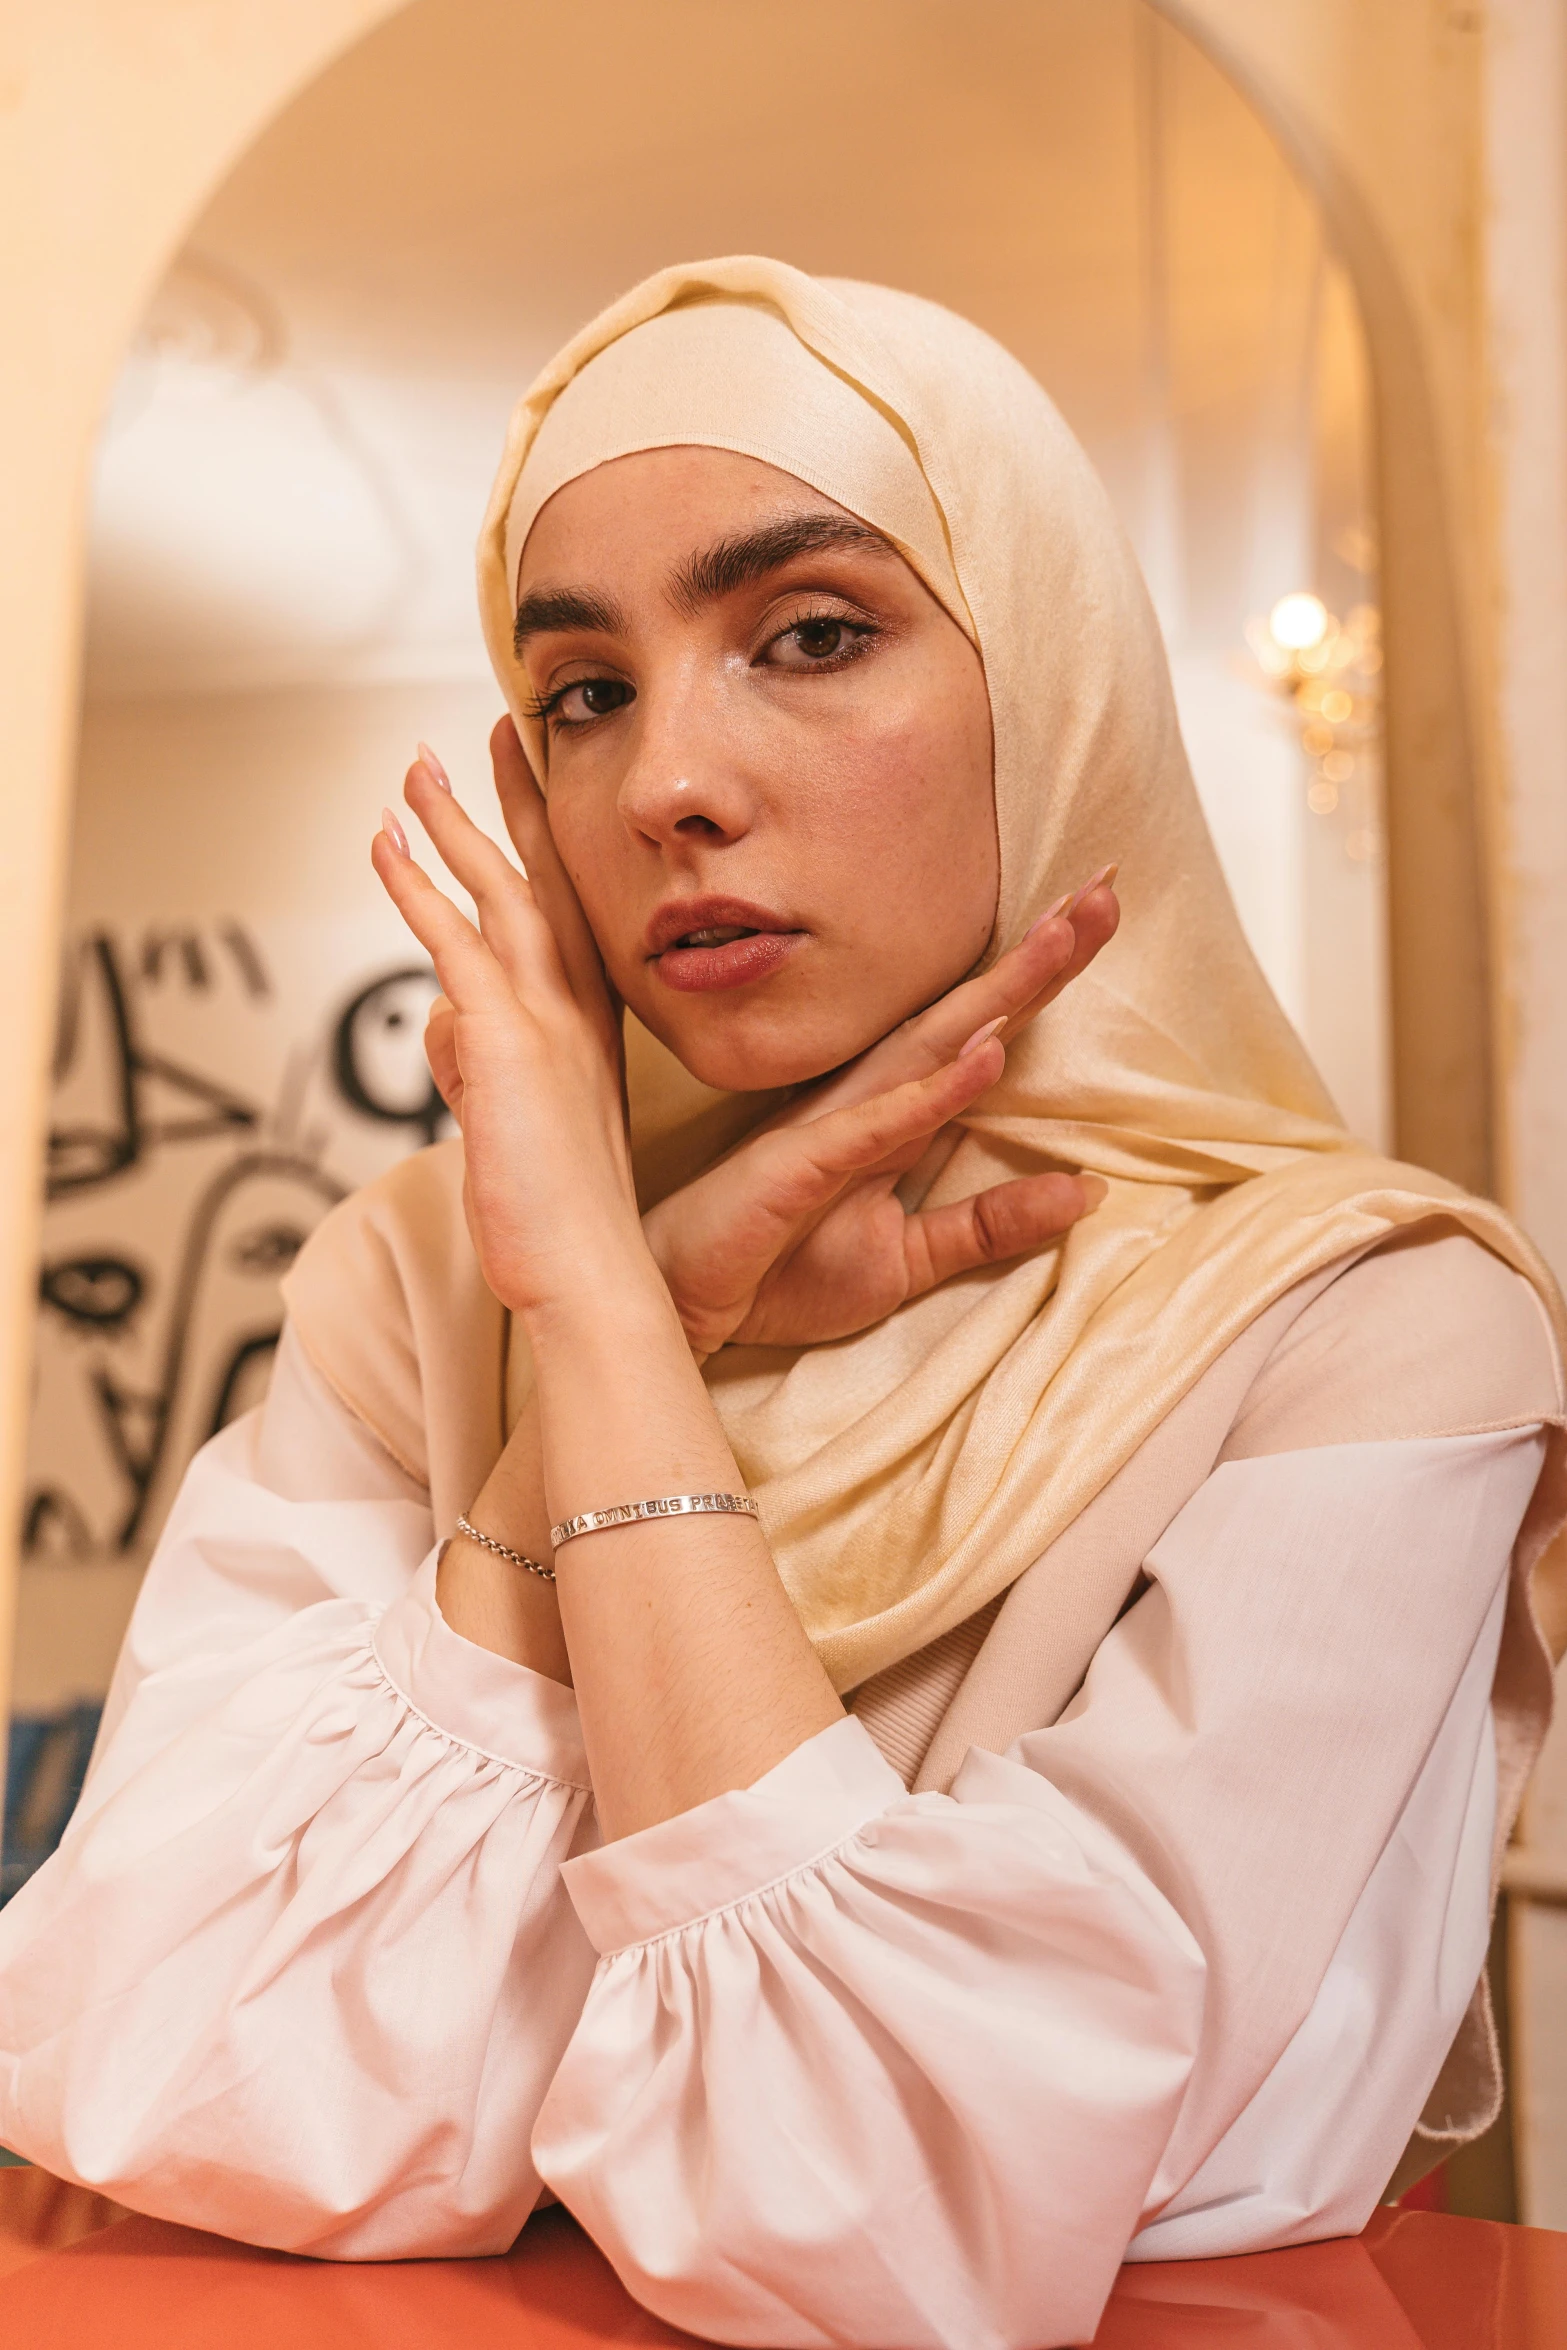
[442,1388,572,1684]
[516,1232,682,1359]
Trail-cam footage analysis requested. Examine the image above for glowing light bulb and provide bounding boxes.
[1269,592,1330,653]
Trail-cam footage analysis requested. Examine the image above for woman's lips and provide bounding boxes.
[653,928,803,993]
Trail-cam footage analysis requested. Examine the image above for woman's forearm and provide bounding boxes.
[525,1242,842,1840]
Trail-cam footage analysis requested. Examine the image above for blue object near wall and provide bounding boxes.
[3,1704,102,1907]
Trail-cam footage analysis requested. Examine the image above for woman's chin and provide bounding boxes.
[641,1001,876,1095]
[677,1036,854,1094]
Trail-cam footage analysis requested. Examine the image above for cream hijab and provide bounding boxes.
[469,256,1561,1691]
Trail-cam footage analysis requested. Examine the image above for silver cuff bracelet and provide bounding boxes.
[550,1491,760,1550]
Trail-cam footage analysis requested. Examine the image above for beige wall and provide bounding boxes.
[1168,3,1503,1197]
[1481,0,1567,2231]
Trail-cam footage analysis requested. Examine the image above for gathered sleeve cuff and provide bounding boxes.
[531,1428,1546,2349]
[536,1716,1204,2350]
[0,1545,597,2260]
[560,1716,901,1953]
[375,1549,587,1789]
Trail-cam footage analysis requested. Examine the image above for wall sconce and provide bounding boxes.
[1244,593,1384,862]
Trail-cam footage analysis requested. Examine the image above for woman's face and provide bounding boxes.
[515,447,997,1090]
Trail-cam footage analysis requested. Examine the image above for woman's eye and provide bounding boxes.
[766,615,872,670]
[549,676,632,726]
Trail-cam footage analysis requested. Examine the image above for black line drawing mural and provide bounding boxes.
[18,1490,94,1563]
[24,923,444,1566]
[91,1150,347,1551]
[48,932,263,1197]
[39,1255,145,1330]
[11,917,447,1900]
[333,965,447,1146]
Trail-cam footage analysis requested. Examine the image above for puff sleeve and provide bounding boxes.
[0,1328,598,2257]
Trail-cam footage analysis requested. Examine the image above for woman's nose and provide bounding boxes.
[615,679,759,850]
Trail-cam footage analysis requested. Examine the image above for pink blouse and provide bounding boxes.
[0,1324,1543,2350]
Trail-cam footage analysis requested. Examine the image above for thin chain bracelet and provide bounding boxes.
[454,1512,555,1583]
[551,1492,760,1549]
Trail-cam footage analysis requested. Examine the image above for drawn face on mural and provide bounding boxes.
[517,449,999,1093]
[18,924,450,1889]
[27,930,447,1572]
[334,968,445,1142]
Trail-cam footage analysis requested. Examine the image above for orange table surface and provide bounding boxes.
[1,2165,1565,2347]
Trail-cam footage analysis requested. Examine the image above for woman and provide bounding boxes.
[1,257,1564,2350]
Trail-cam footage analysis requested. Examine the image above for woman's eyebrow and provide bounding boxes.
[513,585,627,658]
[668,513,894,616]
[512,516,892,657]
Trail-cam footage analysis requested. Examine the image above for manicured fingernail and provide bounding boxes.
[417,741,452,791]
[1029,895,1073,934]
[1057,863,1121,917]
[1078,1174,1109,1210]
[381,807,410,857]
[959,1015,1008,1058]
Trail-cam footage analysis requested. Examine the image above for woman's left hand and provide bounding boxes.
[637,884,1115,1354]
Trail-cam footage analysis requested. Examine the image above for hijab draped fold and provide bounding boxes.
[311,256,1567,1692]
